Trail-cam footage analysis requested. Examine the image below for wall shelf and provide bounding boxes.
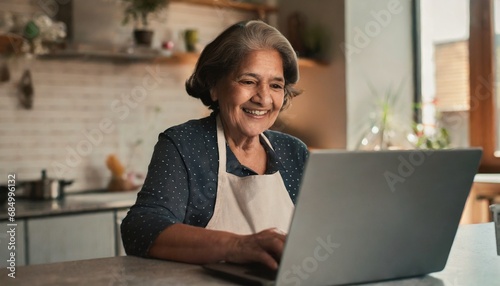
[38,48,324,68]
[170,0,278,20]
[37,49,199,65]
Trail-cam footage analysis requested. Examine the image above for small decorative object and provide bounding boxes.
[357,116,415,150]
[24,14,66,55]
[161,40,174,56]
[184,29,198,52]
[122,0,170,47]
[105,154,143,192]
[18,69,34,109]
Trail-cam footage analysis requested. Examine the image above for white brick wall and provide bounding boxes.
[0,1,255,192]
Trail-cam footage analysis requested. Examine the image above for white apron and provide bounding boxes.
[205,116,294,235]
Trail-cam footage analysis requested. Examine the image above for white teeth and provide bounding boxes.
[244,109,267,116]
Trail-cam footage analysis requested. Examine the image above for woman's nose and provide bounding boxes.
[253,84,272,105]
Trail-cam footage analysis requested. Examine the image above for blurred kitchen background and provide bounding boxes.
[0,0,476,196]
[0,0,350,193]
[2,0,500,267]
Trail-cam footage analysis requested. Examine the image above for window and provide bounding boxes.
[418,0,500,172]
[419,0,470,149]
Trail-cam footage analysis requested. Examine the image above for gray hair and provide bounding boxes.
[185,20,302,111]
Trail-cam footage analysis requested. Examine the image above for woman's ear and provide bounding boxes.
[210,87,218,102]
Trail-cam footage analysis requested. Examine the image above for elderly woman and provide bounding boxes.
[121,20,308,270]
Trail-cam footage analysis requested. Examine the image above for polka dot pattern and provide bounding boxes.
[121,113,309,257]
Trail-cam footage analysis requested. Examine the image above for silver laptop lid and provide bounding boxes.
[276,148,482,286]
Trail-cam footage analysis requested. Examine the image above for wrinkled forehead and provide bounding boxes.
[226,48,285,78]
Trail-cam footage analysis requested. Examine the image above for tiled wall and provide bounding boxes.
[0,1,254,192]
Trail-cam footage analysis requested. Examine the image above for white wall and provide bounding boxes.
[346,0,415,149]
[277,0,414,150]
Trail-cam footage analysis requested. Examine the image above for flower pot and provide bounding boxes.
[184,29,198,52]
[134,29,154,47]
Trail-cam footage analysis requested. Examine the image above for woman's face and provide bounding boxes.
[211,49,285,142]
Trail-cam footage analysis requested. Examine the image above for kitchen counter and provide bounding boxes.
[465,174,500,223]
[475,173,500,183]
[0,191,138,220]
[1,223,498,285]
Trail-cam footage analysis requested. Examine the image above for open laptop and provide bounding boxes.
[203,148,483,286]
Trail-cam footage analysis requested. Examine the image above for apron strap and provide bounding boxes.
[216,115,274,170]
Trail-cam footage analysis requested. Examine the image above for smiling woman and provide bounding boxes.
[212,49,285,173]
[121,20,309,271]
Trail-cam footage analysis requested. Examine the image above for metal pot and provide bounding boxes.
[19,170,73,200]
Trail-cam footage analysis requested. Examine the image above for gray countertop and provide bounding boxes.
[1,223,498,285]
[0,191,138,220]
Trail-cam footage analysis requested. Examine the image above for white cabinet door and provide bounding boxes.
[115,209,129,256]
[0,220,26,267]
[27,212,115,265]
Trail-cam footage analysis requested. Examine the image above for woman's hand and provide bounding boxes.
[148,224,286,270]
[225,228,287,270]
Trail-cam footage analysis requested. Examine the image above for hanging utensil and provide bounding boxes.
[18,68,34,109]
[0,60,9,82]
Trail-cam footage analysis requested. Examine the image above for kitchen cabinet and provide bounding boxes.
[0,220,26,267]
[115,209,129,256]
[0,191,136,265]
[27,212,115,265]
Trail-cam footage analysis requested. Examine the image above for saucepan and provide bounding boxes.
[19,170,73,200]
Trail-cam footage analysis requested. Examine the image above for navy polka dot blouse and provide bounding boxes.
[121,113,309,257]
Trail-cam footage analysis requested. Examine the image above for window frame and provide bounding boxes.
[469,0,500,172]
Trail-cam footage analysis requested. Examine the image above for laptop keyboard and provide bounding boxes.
[244,263,277,281]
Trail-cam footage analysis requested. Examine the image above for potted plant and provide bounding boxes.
[356,80,416,150]
[122,0,170,47]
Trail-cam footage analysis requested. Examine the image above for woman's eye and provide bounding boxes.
[271,84,284,90]
[240,80,255,85]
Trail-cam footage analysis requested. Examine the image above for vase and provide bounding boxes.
[184,29,198,52]
[357,118,415,151]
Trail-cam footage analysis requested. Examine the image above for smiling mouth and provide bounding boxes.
[243,108,268,116]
